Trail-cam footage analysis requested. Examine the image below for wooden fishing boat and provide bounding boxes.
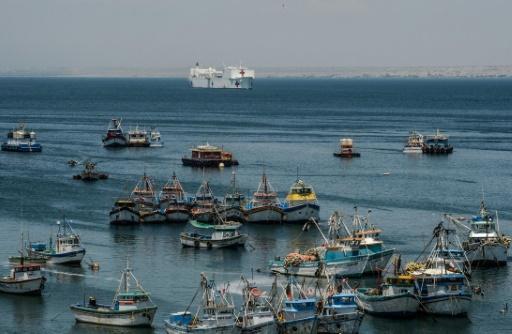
[70,263,157,327]
[0,261,45,295]
[160,172,191,223]
[72,161,108,181]
[191,179,217,223]
[237,276,276,334]
[109,198,141,225]
[245,172,283,224]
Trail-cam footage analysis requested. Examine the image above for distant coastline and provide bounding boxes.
[1,65,512,79]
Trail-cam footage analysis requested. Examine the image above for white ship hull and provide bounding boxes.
[30,249,86,265]
[283,203,320,224]
[71,305,156,327]
[355,292,419,317]
[165,321,241,334]
[165,209,190,223]
[218,206,246,222]
[465,242,508,266]
[190,77,253,89]
[246,206,282,224]
[419,294,471,316]
[316,311,363,334]
[109,207,140,225]
[140,210,167,223]
[0,277,44,295]
[403,146,423,153]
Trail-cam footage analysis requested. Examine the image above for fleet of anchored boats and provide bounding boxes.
[1,120,510,332]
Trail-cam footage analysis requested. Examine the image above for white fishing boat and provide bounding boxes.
[0,255,45,295]
[165,273,240,334]
[237,276,276,334]
[109,198,141,225]
[28,218,86,265]
[102,118,128,147]
[149,128,163,147]
[245,172,283,224]
[281,178,320,224]
[355,269,420,318]
[180,220,247,249]
[403,131,424,153]
[1,123,42,152]
[446,201,510,267]
[70,263,157,327]
[127,126,150,147]
[159,172,191,222]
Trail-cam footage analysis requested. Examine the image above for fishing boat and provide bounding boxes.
[269,217,368,278]
[422,129,453,154]
[102,118,128,147]
[160,172,191,223]
[281,178,320,224]
[403,131,424,153]
[355,256,420,318]
[245,172,283,224]
[406,236,472,316]
[28,219,86,265]
[237,275,276,334]
[342,208,395,275]
[275,279,317,334]
[333,138,360,158]
[70,263,157,327]
[218,171,246,223]
[164,273,239,334]
[427,222,470,274]
[0,262,45,295]
[445,201,510,267]
[127,126,150,147]
[1,123,42,152]
[182,142,239,167]
[149,128,163,147]
[109,198,141,225]
[140,209,167,224]
[72,160,109,181]
[131,173,158,209]
[180,220,247,249]
[191,179,217,223]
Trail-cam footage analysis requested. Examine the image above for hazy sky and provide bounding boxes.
[1,0,511,69]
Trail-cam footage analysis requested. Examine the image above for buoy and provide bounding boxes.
[219,162,225,168]
[383,172,391,176]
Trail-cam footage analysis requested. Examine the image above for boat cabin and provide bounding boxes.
[191,143,224,160]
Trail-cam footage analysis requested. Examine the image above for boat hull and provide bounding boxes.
[140,210,167,223]
[180,233,247,249]
[102,136,127,148]
[0,277,44,295]
[316,311,364,334]
[71,305,156,327]
[165,208,191,223]
[465,242,508,267]
[270,258,367,278]
[355,291,419,318]
[362,249,395,275]
[277,317,317,334]
[403,147,423,154]
[218,206,246,223]
[182,158,239,168]
[246,206,282,224]
[109,207,140,225]
[1,143,42,152]
[282,203,320,224]
[419,294,471,316]
[240,320,276,334]
[29,249,85,265]
[333,152,360,158]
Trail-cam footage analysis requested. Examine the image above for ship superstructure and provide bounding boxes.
[189,63,254,89]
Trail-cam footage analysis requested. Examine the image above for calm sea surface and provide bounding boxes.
[0,77,511,333]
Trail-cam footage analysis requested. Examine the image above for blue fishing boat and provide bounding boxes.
[1,123,42,152]
[275,279,317,334]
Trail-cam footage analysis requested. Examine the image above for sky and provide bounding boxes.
[1,0,511,70]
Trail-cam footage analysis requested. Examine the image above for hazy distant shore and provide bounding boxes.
[1,65,512,79]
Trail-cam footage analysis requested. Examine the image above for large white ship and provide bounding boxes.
[189,62,255,89]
